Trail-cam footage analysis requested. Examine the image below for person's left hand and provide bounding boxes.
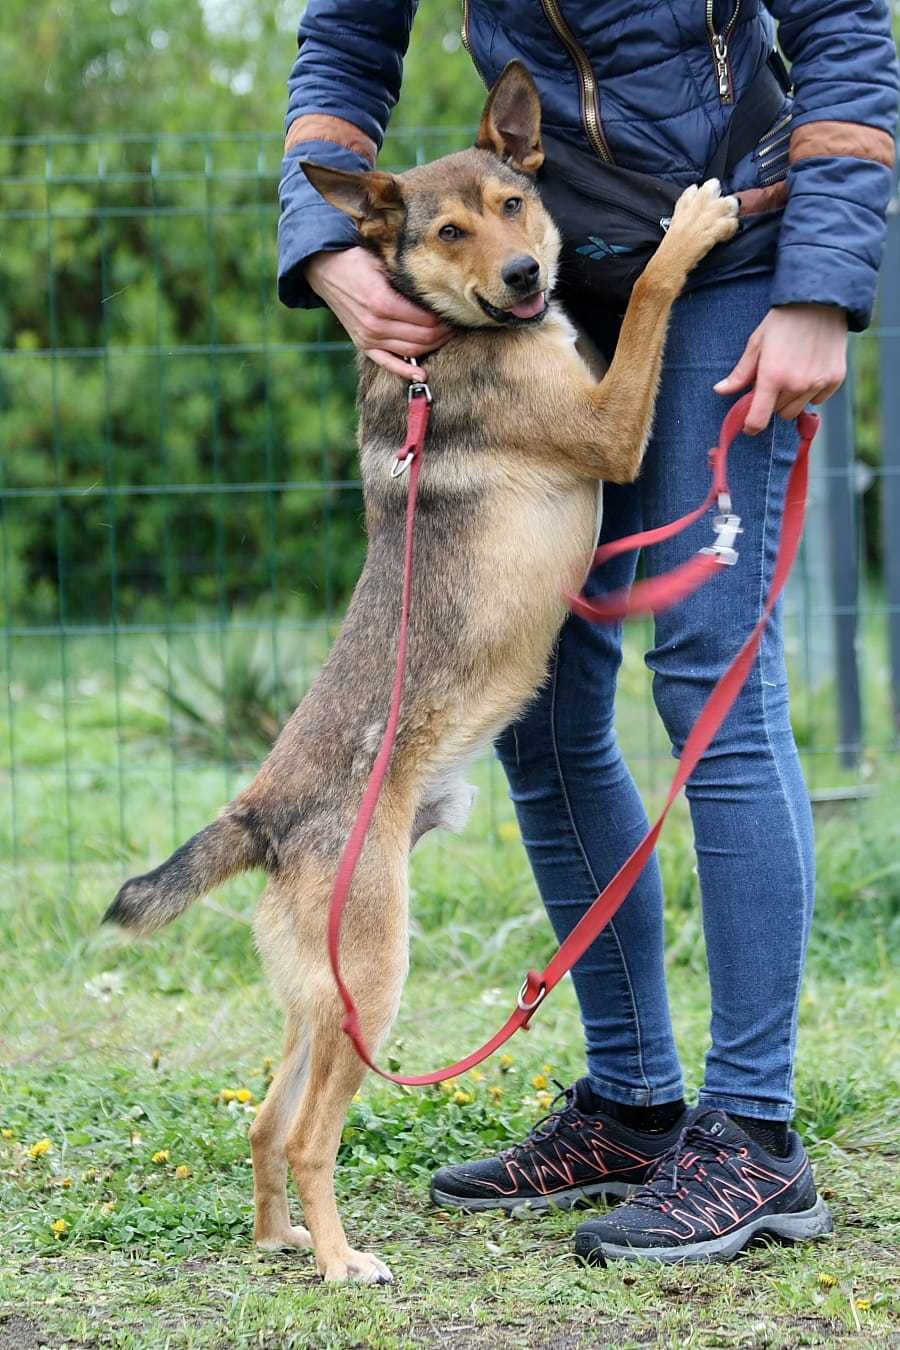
[714,302,848,435]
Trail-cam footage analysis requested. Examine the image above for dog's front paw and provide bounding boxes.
[668,178,739,264]
[321,1249,394,1285]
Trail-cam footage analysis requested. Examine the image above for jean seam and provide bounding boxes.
[548,648,651,1097]
[746,418,807,1110]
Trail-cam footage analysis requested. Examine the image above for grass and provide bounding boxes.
[1,626,898,1347]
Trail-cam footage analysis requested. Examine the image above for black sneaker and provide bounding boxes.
[574,1108,833,1264]
[430,1080,687,1214]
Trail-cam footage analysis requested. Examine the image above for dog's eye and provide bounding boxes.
[438,224,465,242]
[503,196,523,216]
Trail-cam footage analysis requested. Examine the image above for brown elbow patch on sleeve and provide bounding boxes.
[737,180,789,217]
[284,115,377,165]
[789,121,896,169]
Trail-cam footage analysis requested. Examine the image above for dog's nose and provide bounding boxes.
[501,254,540,293]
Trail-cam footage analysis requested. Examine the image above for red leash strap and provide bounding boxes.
[568,393,750,622]
[329,390,820,1086]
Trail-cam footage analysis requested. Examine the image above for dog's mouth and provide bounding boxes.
[476,290,549,326]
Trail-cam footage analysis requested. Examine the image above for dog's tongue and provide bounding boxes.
[509,291,547,320]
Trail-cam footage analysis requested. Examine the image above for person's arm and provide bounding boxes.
[716,0,898,432]
[278,1,449,378]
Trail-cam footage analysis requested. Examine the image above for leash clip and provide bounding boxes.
[391,450,415,478]
[702,512,742,566]
[408,379,432,404]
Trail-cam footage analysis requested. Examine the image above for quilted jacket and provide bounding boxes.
[277,2,898,330]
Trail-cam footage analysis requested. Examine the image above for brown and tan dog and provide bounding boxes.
[105,63,738,1284]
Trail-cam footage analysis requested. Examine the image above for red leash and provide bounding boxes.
[328,386,819,1086]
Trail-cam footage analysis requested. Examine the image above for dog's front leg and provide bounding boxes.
[557,180,739,483]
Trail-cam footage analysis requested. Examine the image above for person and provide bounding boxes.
[276,3,898,1263]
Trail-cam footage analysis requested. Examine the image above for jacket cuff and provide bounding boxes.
[770,155,894,331]
[277,139,369,309]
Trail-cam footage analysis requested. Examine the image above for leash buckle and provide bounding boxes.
[702,512,742,566]
[408,379,432,404]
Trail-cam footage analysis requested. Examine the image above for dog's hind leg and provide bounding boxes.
[283,864,407,1283]
[250,1013,313,1251]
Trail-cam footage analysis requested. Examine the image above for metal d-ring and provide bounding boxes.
[516,976,547,1013]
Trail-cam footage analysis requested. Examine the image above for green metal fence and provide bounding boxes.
[0,132,897,893]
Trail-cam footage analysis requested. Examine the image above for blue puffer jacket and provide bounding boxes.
[278,2,898,330]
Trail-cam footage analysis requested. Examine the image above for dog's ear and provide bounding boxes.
[475,61,544,175]
[300,163,405,242]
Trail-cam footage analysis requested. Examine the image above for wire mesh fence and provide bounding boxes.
[1,131,898,893]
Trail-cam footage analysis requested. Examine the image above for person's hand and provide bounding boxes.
[305,246,452,381]
[714,303,848,435]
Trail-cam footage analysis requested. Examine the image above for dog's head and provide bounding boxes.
[301,62,559,330]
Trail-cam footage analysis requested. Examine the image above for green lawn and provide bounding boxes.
[1,629,898,1347]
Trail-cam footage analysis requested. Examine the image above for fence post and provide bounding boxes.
[879,186,900,735]
[822,364,863,768]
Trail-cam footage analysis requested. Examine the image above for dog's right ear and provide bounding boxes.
[300,163,406,243]
[476,61,544,175]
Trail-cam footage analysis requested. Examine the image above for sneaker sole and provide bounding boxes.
[576,1194,834,1264]
[430,1179,635,1215]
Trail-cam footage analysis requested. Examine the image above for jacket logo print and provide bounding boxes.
[576,235,637,261]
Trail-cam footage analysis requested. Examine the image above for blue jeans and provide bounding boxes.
[495,273,816,1123]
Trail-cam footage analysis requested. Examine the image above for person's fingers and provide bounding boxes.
[778,389,820,421]
[367,348,427,381]
[367,280,451,332]
[809,381,841,407]
[355,317,451,351]
[743,380,777,435]
[713,332,761,394]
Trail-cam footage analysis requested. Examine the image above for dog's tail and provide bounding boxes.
[103,808,264,935]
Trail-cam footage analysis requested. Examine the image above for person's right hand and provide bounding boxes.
[305,246,452,381]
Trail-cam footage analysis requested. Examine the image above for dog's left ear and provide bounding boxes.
[300,162,406,243]
[475,61,544,175]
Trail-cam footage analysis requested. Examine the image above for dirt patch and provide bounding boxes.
[0,1317,46,1350]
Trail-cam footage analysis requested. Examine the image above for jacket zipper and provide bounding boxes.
[539,0,613,164]
[706,0,741,104]
[461,0,471,53]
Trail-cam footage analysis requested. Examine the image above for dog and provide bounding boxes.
[104,62,738,1284]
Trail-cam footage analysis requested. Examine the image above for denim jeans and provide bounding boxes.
[495,272,816,1123]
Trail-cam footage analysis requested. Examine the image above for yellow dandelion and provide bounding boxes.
[488,1086,504,1102]
[499,1055,514,1073]
[220,1088,238,1103]
[1,1129,14,1140]
[536,1091,554,1111]
[469,1070,486,1083]
[101,1200,117,1213]
[452,1090,474,1106]
[497,821,520,843]
[234,1089,254,1104]
[50,1219,69,1236]
[352,1093,362,1104]
[151,1149,170,1165]
[174,1164,191,1180]
[30,1138,52,1159]
[61,1177,73,1189]
[817,1273,837,1289]
[532,1074,549,1091]
[855,1299,871,1311]
[542,1064,554,1074]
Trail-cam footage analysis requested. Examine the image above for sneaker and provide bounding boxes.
[430,1080,687,1214]
[574,1108,833,1264]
